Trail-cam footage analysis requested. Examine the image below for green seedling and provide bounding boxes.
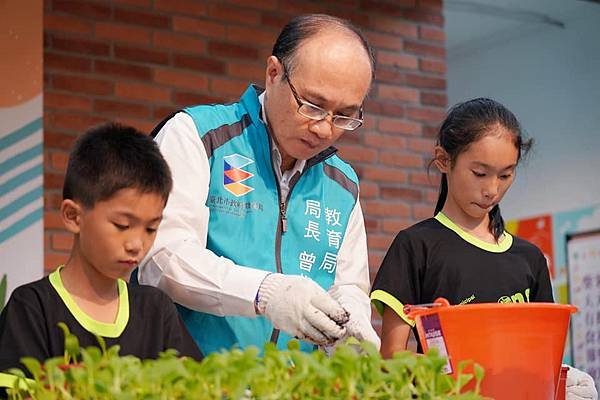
[7,325,488,399]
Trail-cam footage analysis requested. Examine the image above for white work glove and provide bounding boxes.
[565,365,598,400]
[256,274,349,345]
[328,285,381,350]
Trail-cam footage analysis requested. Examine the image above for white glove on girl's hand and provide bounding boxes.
[565,365,598,400]
[257,274,349,345]
[328,285,381,350]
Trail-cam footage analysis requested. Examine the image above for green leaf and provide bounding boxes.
[95,333,107,355]
[0,274,7,312]
[57,322,80,362]
[20,357,43,380]
[474,362,485,393]
[287,339,300,351]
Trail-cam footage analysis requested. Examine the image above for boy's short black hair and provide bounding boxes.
[62,122,172,208]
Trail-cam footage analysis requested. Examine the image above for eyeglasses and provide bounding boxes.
[283,67,364,131]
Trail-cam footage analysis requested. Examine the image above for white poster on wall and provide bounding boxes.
[0,0,43,306]
[567,229,600,387]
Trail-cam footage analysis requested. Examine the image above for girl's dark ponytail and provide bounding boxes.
[434,173,448,215]
[488,205,504,241]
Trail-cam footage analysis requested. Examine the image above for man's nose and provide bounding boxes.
[308,116,334,139]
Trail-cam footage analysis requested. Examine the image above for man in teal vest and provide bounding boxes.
[138,14,380,354]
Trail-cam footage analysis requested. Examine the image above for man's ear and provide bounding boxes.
[265,55,283,87]
[433,146,450,174]
[61,199,82,234]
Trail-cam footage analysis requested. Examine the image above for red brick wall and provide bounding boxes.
[43,0,447,327]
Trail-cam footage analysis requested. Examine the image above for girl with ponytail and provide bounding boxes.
[371,98,554,357]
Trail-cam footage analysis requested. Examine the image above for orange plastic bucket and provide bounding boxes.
[556,366,569,400]
[408,298,577,400]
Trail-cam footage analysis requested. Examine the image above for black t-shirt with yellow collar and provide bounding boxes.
[0,268,203,377]
[371,212,554,332]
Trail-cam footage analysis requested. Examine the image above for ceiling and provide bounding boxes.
[444,0,600,59]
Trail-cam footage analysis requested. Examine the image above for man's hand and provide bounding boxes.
[566,365,598,400]
[257,274,349,345]
[329,285,381,349]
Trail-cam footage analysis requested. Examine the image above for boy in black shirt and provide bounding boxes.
[0,123,202,387]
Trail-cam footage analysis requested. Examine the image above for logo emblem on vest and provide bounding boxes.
[223,154,254,197]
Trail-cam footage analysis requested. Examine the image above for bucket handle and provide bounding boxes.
[405,297,451,319]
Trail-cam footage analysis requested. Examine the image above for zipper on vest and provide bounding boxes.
[280,202,287,233]
[267,144,284,345]
[266,141,286,268]
[266,143,338,345]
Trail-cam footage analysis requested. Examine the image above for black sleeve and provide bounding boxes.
[0,286,50,375]
[531,251,554,302]
[161,299,203,361]
[371,230,421,321]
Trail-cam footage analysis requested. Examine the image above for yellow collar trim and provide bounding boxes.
[49,266,129,338]
[434,212,513,253]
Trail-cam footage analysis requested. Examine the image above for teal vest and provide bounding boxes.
[177,85,360,354]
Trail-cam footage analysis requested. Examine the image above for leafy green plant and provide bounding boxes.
[6,324,488,399]
[0,274,7,312]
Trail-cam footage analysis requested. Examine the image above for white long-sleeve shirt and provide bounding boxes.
[138,111,371,319]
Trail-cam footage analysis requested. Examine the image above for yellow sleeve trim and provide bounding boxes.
[0,372,34,390]
[370,289,415,327]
